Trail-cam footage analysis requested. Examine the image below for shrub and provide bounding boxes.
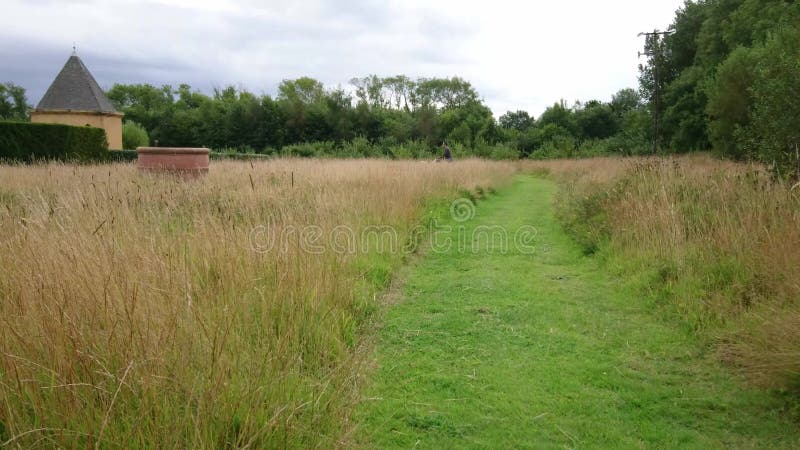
[737,27,800,179]
[0,121,108,162]
[553,177,612,254]
[338,136,376,157]
[446,141,470,159]
[209,152,270,161]
[386,140,431,159]
[487,143,520,160]
[280,141,335,157]
[216,145,257,154]
[122,121,150,150]
[531,135,578,159]
[106,149,138,162]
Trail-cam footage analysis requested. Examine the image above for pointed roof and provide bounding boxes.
[35,54,118,114]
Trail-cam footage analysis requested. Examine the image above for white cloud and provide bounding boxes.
[1,0,683,116]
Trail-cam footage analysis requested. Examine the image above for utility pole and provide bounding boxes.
[638,29,673,154]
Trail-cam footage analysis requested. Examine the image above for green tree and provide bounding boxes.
[416,77,479,110]
[323,88,356,143]
[538,101,578,137]
[257,95,287,150]
[0,82,30,121]
[705,46,760,159]
[662,67,709,151]
[411,106,439,146]
[122,121,150,149]
[638,31,671,151]
[499,110,534,131]
[610,88,642,117]
[350,75,391,110]
[664,1,709,75]
[650,0,800,157]
[439,101,495,148]
[278,77,328,143]
[694,0,745,68]
[739,27,800,177]
[383,75,416,110]
[575,100,618,140]
[107,83,176,145]
[616,108,652,155]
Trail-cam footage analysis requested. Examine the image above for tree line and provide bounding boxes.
[107,76,497,153]
[103,77,652,159]
[0,73,652,159]
[642,0,800,176]
[1,0,798,173]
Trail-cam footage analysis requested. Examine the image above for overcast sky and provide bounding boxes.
[1,0,684,117]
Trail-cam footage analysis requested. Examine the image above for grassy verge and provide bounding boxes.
[355,175,798,448]
[524,155,800,394]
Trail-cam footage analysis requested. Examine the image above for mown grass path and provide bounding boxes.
[354,176,797,449]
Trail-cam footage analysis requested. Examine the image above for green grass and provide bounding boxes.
[354,176,798,448]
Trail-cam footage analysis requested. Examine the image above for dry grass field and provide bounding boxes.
[1,155,798,448]
[524,155,800,390]
[0,159,517,448]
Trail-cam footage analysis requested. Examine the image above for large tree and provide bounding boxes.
[499,110,534,132]
[0,82,30,121]
[538,101,578,137]
[575,100,618,140]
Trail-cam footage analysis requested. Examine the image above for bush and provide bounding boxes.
[530,135,578,159]
[280,141,335,157]
[554,176,612,255]
[0,121,108,162]
[106,149,138,162]
[215,145,258,154]
[487,143,520,160]
[737,27,800,179]
[122,121,149,150]
[209,152,270,161]
[338,136,377,157]
[388,140,433,159]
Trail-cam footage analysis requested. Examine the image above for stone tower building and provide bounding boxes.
[30,53,123,149]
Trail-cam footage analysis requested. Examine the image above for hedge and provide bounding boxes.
[106,149,138,162]
[101,150,275,164]
[0,121,108,162]
[210,152,270,161]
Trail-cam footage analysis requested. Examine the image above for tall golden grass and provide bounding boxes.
[0,158,517,448]
[524,155,800,390]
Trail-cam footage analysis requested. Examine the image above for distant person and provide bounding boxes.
[441,141,453,162]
